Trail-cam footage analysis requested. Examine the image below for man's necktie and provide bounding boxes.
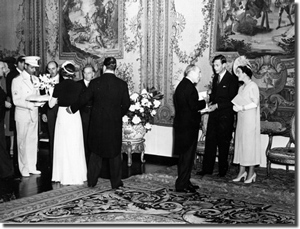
[217,74,220,84]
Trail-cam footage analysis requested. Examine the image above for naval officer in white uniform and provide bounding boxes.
[12,56,44,177]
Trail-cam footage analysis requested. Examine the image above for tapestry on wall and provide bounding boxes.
[209,0,295,135]
[59,0,124,59]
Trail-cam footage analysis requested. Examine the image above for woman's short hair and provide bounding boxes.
[238,65,253,79]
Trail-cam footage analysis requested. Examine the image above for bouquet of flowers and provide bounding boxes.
[33,74,56,94]
[122,87,164,132]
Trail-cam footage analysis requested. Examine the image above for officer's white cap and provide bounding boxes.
[24,56,40,67]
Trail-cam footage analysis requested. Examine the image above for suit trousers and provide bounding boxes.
[47,104,58,166]
[16,120,38,176]
[87,152,123,189]
[0,120,14,178]
[202,113,234,175]
[80,109,91,165]
[175,132,198,190]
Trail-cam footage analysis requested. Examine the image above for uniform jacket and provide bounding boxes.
[11,70,40,123]
[71,73,130,158]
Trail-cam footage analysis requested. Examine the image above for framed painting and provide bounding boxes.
[209,0,295,61]
[59,0,124,60]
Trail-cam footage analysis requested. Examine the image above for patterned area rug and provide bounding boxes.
[0,173,295,224]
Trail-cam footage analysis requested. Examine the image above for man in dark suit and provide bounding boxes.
[197,55,238,177]
[68,57,130,189]
[0,61,14,179]
[77,65,95,165]
[173,64,206,193]
[41,61,64,169]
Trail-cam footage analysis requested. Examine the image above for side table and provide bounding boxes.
[121,138,145,166]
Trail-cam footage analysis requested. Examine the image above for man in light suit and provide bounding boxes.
[68,57,130,189]
[12,56,44,177]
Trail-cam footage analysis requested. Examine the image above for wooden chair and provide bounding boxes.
[194,113,235,170]
[265,115,295,176]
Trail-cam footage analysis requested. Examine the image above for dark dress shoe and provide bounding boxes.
[176,186,196,193]
[188,182,199,189]
[112,182,124,189]
[196,170,212,176]
[88,182,97,188]
[218,173,226,177]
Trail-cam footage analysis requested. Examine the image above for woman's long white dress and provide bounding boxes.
[51,80,87,185]
[233,81,261,166]
[52,108,87,185]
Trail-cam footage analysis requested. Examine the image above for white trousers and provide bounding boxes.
[16,120,38,176]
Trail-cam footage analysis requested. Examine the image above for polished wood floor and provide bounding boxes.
[0,141,178,203]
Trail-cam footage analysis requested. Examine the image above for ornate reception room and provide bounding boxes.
[0,0,296,225]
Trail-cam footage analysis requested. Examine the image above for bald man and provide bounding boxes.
[173,64,206,193]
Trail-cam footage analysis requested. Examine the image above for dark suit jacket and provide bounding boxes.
[6,68,20,130]
[0,86,14,178]
[0,87,6,122]
[77,80,93,112]
[71,73,130,158]
[209,71,238,116]
[173,77,206,154]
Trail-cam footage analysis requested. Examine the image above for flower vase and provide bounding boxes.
[122,123,147,140]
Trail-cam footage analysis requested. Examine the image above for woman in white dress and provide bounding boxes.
[232,65,261,184]
[49,62,87,185]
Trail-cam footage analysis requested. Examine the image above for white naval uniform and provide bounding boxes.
[12,70,40,176]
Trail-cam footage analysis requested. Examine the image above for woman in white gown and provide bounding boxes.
[232,65,261,184]
[49,62,87,185]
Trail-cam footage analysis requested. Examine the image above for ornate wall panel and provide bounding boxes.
[144,0,173,126]
[25,0,45,68]
[147,0,212,126]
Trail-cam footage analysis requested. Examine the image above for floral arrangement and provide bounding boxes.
[33,74,55,93]
[122,87,164,132]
